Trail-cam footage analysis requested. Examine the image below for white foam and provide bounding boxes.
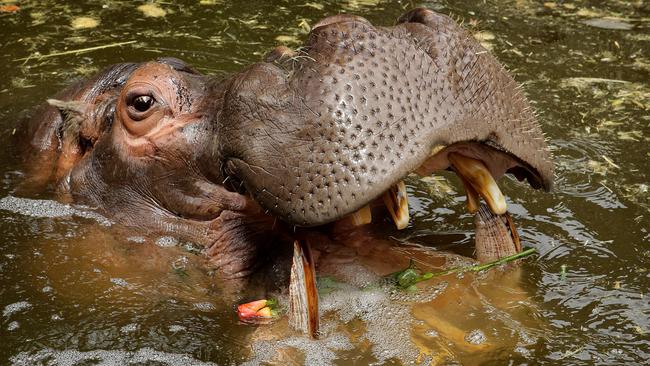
[243,334,353,366]
[193,302,215,312]
[465,329,487,345]
[109,278,129,287]
[3,301,31,317]
[168,325,186,332]
[7,321,19,331]
[156,236,178,247]
[0,195,111,225]
[120,323,139,333]
[10,347,216,366]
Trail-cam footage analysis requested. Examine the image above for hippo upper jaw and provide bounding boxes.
[217,8,553,228]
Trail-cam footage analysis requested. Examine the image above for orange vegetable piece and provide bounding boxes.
[0,5,20,13]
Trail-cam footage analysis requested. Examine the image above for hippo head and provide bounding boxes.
[19,9,552,278]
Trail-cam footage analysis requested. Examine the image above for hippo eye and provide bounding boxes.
[125,92,159,122]
[132,95,155,112]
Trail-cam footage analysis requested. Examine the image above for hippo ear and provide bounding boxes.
[47,99,89,146]
[157,57,200,75]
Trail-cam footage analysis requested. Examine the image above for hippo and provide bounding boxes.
[15,7,552,311]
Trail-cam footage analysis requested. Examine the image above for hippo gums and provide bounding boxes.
[16,8,552,332]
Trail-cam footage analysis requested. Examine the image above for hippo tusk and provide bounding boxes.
[349,204,372,226]
[474,204,521,263]
[448,153,507,215]
[382,181,410,230]
[289,239,319,338]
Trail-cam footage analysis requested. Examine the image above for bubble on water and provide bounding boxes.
[387,281,448,304]
[241,340,276,365]
[515,346,531,356]
[193,302,215,312]
[3,301,31,317]
[42,286,53,293]
[173,256,189,271]
[320,285,420,363]
[9,347,217,366]
[465,329,487,345]
[328,262,380,288]
[425,329,439,337]
[518,330,536,345]
[127,236,146,243]
[7,321,19,331]
[244,334,353,366]
[280,334,354,366]
[156,236,179,247]
[120,323,139,333]
[0,195,111,226]
[51,314,62,321]
[110,278,129,287]
[168,324,186,332]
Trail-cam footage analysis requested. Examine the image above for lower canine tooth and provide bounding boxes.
[448,153,507,215]
[289,240,319,338]
[349,205,372,226]
[382,181,410,230]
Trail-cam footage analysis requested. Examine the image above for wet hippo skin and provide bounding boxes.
[15,8,552,278]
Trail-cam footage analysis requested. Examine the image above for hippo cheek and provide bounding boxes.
[218,9,553,228]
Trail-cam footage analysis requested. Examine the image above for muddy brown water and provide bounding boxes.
[0,1,648,365]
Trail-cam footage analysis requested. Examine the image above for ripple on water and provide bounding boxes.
[3,301,31,317]
[7,321,19,331]
[465,329,487,345]
[559,183,626,210]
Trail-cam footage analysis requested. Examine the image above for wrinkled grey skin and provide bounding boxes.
[17,9,552,277]
[220,10,552,226]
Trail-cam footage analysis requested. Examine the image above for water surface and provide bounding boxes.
[1,0,648,364]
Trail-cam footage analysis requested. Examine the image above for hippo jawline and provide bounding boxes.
[224,139,547,232]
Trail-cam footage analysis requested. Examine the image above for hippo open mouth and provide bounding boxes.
[217,9,551,231]
[17,8,552,283]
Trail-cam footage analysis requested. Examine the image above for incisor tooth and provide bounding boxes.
[349,205,372,226]
[382,181,410,230]
[448,153,507,215]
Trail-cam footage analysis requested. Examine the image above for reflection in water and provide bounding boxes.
[1,0,649,364]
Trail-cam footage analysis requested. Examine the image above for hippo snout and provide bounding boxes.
[218,8,552,227]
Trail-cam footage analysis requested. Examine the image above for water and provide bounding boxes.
[1,0,649,364]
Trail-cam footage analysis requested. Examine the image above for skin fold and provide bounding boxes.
[14,8,552,278]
